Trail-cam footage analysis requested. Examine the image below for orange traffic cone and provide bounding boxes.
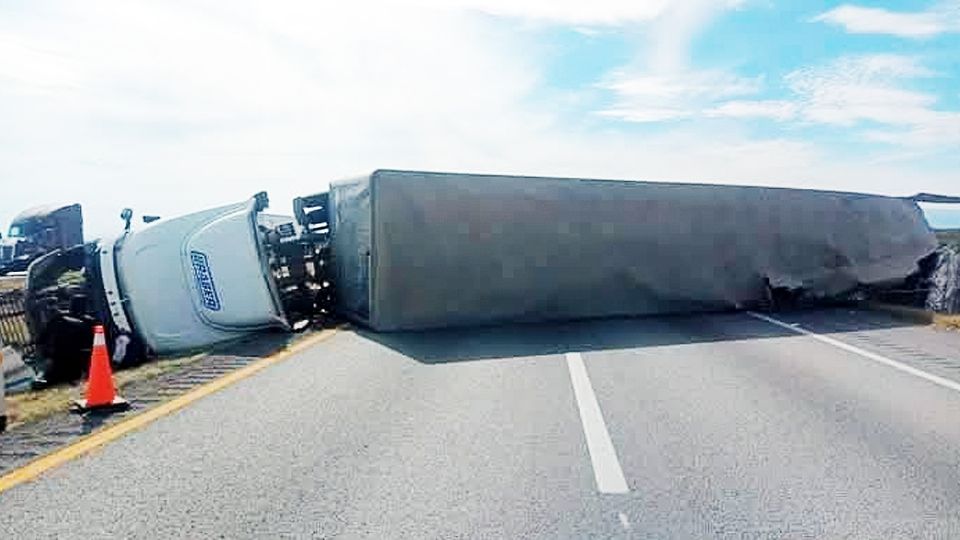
[72,325,130,413]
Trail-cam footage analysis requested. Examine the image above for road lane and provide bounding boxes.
[749,310,960,394]
[565,351,628,494]
[0,328,613,538]
[589,313,960,538]
[754,306,960,386]
[2,310,960,538]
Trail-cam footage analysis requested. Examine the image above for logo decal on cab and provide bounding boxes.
[190,250,222,311]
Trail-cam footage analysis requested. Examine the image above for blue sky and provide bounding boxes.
[1,0,958,235]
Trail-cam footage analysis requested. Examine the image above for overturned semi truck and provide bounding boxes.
[22,193,332,381]
[21,170,944,377]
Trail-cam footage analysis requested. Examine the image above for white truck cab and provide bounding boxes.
[103,194,289,354]
[23,191,330,372]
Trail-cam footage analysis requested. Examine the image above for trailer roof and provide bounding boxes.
[334,169,957,202]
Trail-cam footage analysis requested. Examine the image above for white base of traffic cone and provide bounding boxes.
[71,396,130,414]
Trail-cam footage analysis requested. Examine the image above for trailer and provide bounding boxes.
[329,170,938,330]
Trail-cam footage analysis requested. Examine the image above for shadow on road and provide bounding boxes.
[212,331,295,357]
[356,307,923,364]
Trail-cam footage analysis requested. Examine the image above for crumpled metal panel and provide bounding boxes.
[926,247,960,314]
[331,170,938,331]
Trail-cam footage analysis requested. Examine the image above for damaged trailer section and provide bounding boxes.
[330,170,938,331]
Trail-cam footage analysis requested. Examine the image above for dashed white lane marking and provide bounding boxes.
[618,512,631,530]
[565,352,629,494]
[747,311,960,395]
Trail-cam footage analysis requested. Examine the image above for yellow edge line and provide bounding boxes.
[0,328,338,494]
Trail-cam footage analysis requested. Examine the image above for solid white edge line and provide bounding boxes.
[565,352,629,494]
[747,311,960,394]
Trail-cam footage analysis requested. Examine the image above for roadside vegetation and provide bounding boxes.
[4,329,313,429]
[939,316,960,331]
[936,229,960,248]
[4,353,206,428]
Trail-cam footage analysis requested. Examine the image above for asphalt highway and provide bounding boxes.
[3,308,960,538]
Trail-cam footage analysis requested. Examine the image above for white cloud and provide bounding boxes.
[598,107,692,122]
[786,55,937,126]
[0,36,85,94]
[423,0,673,25]
[704,99,797,121]
[813,2,960,38]
[406,0,745,26]
[785,54,960,148]
[0,0,547,235]
[644,0,748,71]
[603,71,761,99]
[0,1,956,238]
[593,0,767,122]
[863,115,960,148]
[601,54,959,151]
[704,100,798,121]
[599,70,762,122]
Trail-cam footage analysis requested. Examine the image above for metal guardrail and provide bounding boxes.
[0,288,36,359]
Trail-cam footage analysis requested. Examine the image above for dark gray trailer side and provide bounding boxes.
[329,170,938,331]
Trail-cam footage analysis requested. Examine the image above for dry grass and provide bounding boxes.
[4,353,206,428]
[935,315,960,332]
[866,302,960,333]
[0,276,25,292]
[5,384,79,427]
[3,326,328,429]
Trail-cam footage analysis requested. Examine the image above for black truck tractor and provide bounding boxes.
[0,204,83,276]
